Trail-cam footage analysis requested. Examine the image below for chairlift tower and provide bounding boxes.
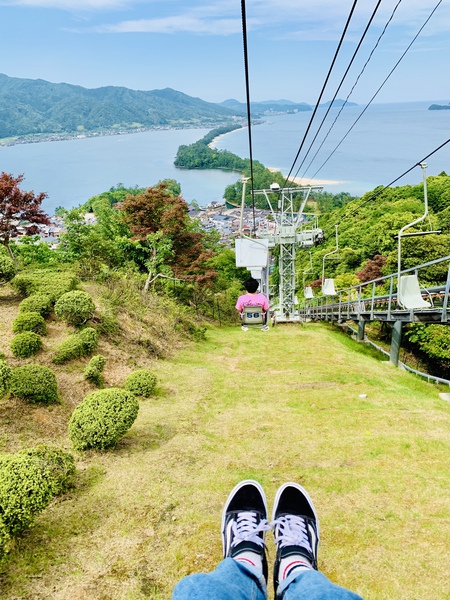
[254,183,324,323]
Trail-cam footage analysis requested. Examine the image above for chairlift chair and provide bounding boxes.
[241,305,268,330]
[398,275,431,309]
[322,278,337,296]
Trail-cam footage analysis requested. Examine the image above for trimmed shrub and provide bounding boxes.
[17,445,76,496]
[124,369,157,398]
[53,327,98,364]
[0,516,11,564]
[12,312,47,335]
[12,270,78,300]
[0,254,16,284]
[0,361,12,397]
[54,290,96,326]
[84,355,106,386]
[19,293,53,316]
[0,454,54,535]
[10,365,58,404]
[69,388,139,450]
[10,331,42,358]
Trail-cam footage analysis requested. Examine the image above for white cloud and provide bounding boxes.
[0,0,134,9]
[96,15,244,35]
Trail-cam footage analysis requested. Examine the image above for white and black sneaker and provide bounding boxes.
[272,482,320,594]
[221,480,270,581]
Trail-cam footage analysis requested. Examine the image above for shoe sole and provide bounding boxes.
[221,479,268,556]
[272,482,320,538]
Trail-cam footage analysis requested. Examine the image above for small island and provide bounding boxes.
[428,103,450,110]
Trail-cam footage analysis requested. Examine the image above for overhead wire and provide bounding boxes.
[305,0,444,185]
[282,0,360,188]
[240,0,256,235]
[291,0,384,182]
[298,0,403,182]
[330,137,450,231]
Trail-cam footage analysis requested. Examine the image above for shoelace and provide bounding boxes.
[271,515,312,552]
[231,511,271,548]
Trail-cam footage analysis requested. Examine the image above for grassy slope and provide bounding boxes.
[1,315,449,599]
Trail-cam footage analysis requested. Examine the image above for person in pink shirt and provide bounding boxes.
[236,277,270,331]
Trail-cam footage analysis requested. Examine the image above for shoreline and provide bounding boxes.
[0,122,240,148]
[267,167,345,187]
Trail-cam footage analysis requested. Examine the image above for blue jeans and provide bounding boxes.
[172,557,364,599]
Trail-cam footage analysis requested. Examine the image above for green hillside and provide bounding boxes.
[0,74,243,140]
[1,304,448,599]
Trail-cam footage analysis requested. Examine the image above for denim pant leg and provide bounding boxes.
[279,569,364,600]
[172,557,267,600]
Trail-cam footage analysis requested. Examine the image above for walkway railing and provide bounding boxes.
[299,255,450,325]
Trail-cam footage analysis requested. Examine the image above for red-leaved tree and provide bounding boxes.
[121,182,216,284]
[0,172,50,261]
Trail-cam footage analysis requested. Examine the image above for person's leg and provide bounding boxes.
[172,480,270,600]
[280,569,364,600]
[172,557,266,600]
[272,483,364,600]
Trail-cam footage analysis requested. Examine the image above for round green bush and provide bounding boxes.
[0,254,16,284]
[0,454,54,535]
[18,445,76,496]
[84,355,106,386]
[10,365,58,404]
[54,290,96,326]
[53,327,98,364]
[0,361,12,397]
[10,331,43,358]
[124,369,157,397]
[69,388,139,450]
[19,293,53,316]
[0,516,11,564]
[12,311,47,335]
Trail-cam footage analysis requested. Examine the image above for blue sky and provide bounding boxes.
[1,0,449,105]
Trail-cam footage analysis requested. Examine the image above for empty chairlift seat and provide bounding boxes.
[304,286,314,299]
[398,275,431,309]
[322,278,336,296]
[242,305,265,326]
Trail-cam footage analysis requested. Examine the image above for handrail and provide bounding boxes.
[299,254,450,323]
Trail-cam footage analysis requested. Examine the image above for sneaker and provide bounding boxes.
[241,325,249,331]
[221,480,270,581]
[272,483,320,594]
[261,325,269,331]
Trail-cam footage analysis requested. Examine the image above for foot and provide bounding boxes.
[221,480,270,581]
[272,483,320,594]
[241,325,249,331]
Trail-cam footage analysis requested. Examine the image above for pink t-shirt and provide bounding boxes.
[236,292,269,313]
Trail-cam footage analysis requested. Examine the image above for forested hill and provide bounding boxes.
[0,73,243,140]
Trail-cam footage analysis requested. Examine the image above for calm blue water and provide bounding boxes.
[214,101,450,195]
[1,101,449,214]
[0,128,241,214]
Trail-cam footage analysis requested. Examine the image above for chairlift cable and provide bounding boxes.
[241,0,257,235]
[330,137,450,231]
[305,0,443,186]
[282,0,360,188]
[291,0,384,182]
[298,0,402,182]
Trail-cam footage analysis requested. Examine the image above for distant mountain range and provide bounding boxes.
[0,73,241,139]
[219,98,358,115]
[0,73,358,141]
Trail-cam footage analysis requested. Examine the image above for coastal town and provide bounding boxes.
[14,201,274,249]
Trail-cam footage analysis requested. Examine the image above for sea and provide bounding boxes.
[1,100,449,215]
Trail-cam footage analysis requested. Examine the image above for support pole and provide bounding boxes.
[357,320,366,341]
[389,320,403,366]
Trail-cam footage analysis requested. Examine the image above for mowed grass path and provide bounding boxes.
[1,323,449,599]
